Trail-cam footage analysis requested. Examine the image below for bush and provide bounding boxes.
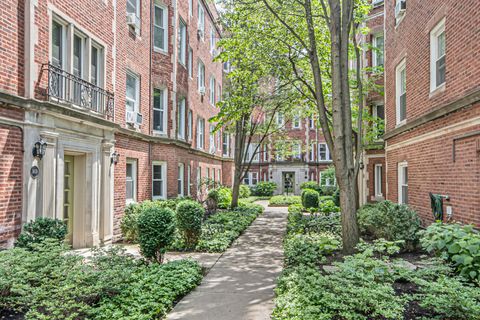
[15,217,67,250]
[137,204,176,263]
[300,181,321,193]
[269,195,302,206]
[120,203,142,242]
[252,181,277,196]
[217,187,233,209]
[318,200,340,214]
[419,222,480,282]
[301,189,319,209]
[319,185,337,196]
[284,233,340,267]
[176,200,205,249]
[239,184,251,198]
[357,200,421,251]
[319,195,334,203]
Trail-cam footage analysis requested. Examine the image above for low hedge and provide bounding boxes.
[269,195,302,207]
[15,217,67,250]
[251,181,277,196]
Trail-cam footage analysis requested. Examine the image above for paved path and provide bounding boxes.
[167,202,288,320]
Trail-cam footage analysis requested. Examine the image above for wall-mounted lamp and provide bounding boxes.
[359,162,365,170]
[111,151,120,165]
[32,139,47,160]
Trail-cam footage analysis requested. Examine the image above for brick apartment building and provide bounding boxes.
[0,0,232,248]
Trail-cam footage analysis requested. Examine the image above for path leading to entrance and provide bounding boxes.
[167,202,288,320]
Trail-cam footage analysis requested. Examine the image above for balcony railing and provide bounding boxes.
[43,63,114,119]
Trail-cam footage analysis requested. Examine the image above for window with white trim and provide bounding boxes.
[197,167,202,191]
[178,19,187,65]
[127,0,140,31]
[178,163,184,196]
[188,47,193,78]
[152,162,167,200]
[217,169,221,183]
[320,171,335,187]
[198,3,205,40]
[126,159,137,203]
[153,88,167,133]
[374,164,383,197]
[187,109,193,141]
[222,133,230,156]
[126,71,139,113]
[309,117,315,129]
[430,19,446,91]
[263,144,268,162]
[318,143,332,161]
[198,60,205,91]
[398,162,408,204]
[177,98,186,139]
[293,143,301,159]
[209,125,216,153]
[372,34,384,67]
[209,76,216,104]
[396,59,407,125]
[309,142,315,161]
[153,4,168,52]
[197,117,205,149]
[188,0,193,17]
[187,164,191,196]
[51,20,66,69]
[210,25,216,54]
[243,172,258,186]
[293,114,301,129]
[276,112,284,126]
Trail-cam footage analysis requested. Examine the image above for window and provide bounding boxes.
[188,0,193,17]
[276,112,284,126]
[126,159,137,203]
[187,110,193,141]
[217,169,221,183]
[178,98,186,139]
[396,60,407,125]
[209,125,216,153]
[127,0,139,17]
[198,3,205,39]
[187,164,191,196]
[373,104,385,139]
[318,143,332,161]
[72,34,85,104]
[206,168,210,182]
[293,114,301,129]
[198,60,205,91]
[90,43,104,110]
[197,167,202,191]
[395,0,407,24]
[309,117,315,129]
[293,143,301,159]
[154,4,168,52]
[178,163,184,196]
[197,117,205,149]
[178,19,187,65]
[152,162,167,200]
[372,34,384,67]
[188,47,193,78]
[263,171,268,182]
[251,144,259,162]
[309,143,315,161]
[430,19,446,91]
[222,133,230,156]
[398,162,408,204]
[374,164,383,197]
[263,144,268,162]
[320,172,335,187]
[210,25,216,54]
[126,71,139,113]
[153,88,167,133]
[209,76,216,104]
[52,21,65,68]
[243,172,258,186]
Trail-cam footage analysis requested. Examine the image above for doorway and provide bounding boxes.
[63,155,74,244]
[282,172,295,194]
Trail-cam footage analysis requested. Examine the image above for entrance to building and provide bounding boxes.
[63,155,74,244]
[282,172,295,194]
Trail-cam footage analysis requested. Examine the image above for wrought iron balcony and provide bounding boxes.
[43,63,114,119]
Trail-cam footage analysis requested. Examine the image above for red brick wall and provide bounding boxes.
[365,150,386,202]
[0,107,24,248]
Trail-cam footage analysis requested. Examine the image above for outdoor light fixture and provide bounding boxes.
[359,162,365,170]
[111,151,120,165]
[32,139,47,160]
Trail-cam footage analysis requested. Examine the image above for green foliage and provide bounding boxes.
[239,184,251,198]
[318,199,340,214]
[251,181,277,196]
[320,186,337,196]
[287,204,341,236]
[419,222,480,282]
[120,203,142,242]
[217,187,233,209]
[137,204,176,263]
[284,233,340,267]
[357,201,421,251]
[176,200,205,249]
[269,195,301,206]
[15,217,67,250]
[301,189,319,209]
[0,241,202,319]
[300,181,321,193]
[356,238,405,256]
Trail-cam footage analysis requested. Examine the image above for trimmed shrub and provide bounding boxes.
[137,204,176,263]
[15,217,67,250]
[299,181,321,193]
[217,187,233,209]
[319,186,337,196]
[357,201,421,251]
[176,200,205,249]
[252,181,277,196]
[319,195,335,203]
[270,195,302,206]
[319,200,340,214]
[302,189,319,209]
[419,222,480,282]
[120,202,142,242]
[239,184,251,198]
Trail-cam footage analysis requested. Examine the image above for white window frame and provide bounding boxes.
[251,144,259,162]
[293,143,301,159]
[318,143,332,161]
[309,142,315,161]
[372,34,384,67]
[293,114,301,129]
[153,88,167,134]
[198,3,205,40]
[187,164,191,196]
[152,161,167,200]
[217,169,221,183]
[187,109,193,141]
[430,19,446,92]
[177,97,186,139]
[178,18,187,65]
[243,172,258,186]
[209,125,216,154]
[210,24,216,54]
[374,164,383,197]
[396,59,407,126]
[222,133,230,156]
[126,71,140,113]
[309,117,315,129]
[263,144,268,162]
[209,76,216,105]
[198,60,205,91]
[178,163,185,196]
[153,3,168,53]
[398,162,408,204]
[276,112,284,126]
[197,117,205,149]
[188,0,193,18]
[188,47,193,78]
[126,159,137,204]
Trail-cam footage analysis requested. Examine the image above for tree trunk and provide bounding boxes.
[231,118,246,208]
[338,174,360,254]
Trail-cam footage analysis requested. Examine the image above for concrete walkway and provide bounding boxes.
[167,202,288,320]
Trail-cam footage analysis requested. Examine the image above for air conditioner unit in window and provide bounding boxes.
[136,112,143,126]
[395,0,406,19]
[197,29,204,39]
[126,13,137,27]
[126,110,136,124]
[199,86,206,96]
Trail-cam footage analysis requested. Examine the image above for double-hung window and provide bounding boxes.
[198,3,205,40]
[373,34,384,67]
[197,118,205,149]
[430,19,446,91]
[222,133,229,156]
[210,25,215,54]
[52,21,65,69]
[209,125,216,153]
[309,143,315,161]
[210,76,216,104]
[187,110,193,141]
[309,117,315,129]
[318,143,332,161]
[126,71,139,113]
[276,112,284,126]
[374,164,383,197]
[197,167,202,191]
[126,159,137,203]
[243,172,258,186]
[396,60,407,125]
[263,144,268,162]
[177,98,186,139]
[373,104,385,139]
[153,88,167,133]
[127,0,140,31]
[178,163,184,196]
[398,162,408,204]
[198,60,205,91]
[154,4,168,52]
[152,162,167,200]
[188,47,193,78]
[187,164,191,196]
[178,19,187,65]
[293,114,301,129]
[293,143,301,159]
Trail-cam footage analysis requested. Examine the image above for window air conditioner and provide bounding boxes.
[136,112,143,126]
[199,86,206,96]
[126,110,136,124]
[126,13,137,27]
[395,0,406,19]
[197,29,204,39]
